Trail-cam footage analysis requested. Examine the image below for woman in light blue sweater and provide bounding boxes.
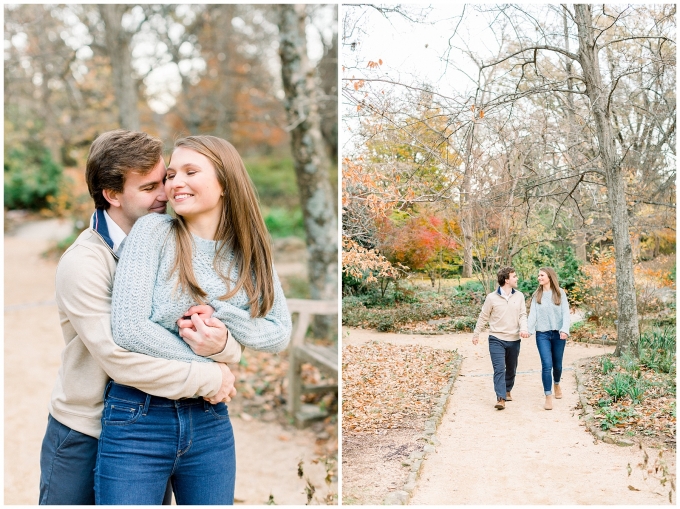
[527,267,570,411]
[96,136,292,505]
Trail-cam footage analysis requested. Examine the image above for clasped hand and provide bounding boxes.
[176,304,236,404]
[176,304,228,357]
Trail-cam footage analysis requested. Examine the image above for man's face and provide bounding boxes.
[507,271,518,289]
[116,158,168,230]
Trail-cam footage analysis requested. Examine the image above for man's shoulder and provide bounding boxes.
[483,291,499,304]
[58,229,115,270]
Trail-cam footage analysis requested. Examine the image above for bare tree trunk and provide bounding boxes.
[318,27,338,161]
[460,174,474,278]
[278,4,338,308]
[653,234,660,258]
[573,231,587,263]
[562,6,588,266]
[574,4,639,357]
[98,5,139,130]
[460,125,475,278]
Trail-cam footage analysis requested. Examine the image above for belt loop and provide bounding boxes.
[103,380,113,400]
[142,394,151,416]
[204,400,210,412]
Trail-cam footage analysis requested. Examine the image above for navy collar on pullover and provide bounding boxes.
[496,286,516,296]
[91,209,115,251]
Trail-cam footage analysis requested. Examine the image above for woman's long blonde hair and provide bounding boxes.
[534,266,562,306]
[169,135,274,318]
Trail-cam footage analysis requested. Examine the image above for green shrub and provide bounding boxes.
[245,156,299,209]
[263,207,305,239]
[604,373,634,402]
[626,379,646,404]
[638,327,676,375]
[620,352,641,376]
[599,406,636,431]
[4,143,65,211]
[514,244,584,295]
[451,317,477,331]
[455,280,485,305]
[600,356,615,375]
[342,288,480,333]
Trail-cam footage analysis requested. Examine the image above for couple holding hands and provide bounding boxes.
[472,266,571,411]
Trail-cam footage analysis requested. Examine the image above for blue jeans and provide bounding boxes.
[39,414,97,505]
[488,336,521,400]
[95,382,236,505]
[39,413,173,505]
[536,330,567,395]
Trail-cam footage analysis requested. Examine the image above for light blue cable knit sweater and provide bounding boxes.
[527,289,571,336]
[111,213,292,363]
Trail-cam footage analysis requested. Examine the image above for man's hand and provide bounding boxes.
[472,335,479,345]
[178,312,229,357]
[205,363,237,404]
[520,331,530,339]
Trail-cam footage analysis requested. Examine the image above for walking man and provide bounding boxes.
[472,267,529,410]
[39,130,241,504]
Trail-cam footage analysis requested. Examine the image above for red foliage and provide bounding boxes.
[379,213,458,270]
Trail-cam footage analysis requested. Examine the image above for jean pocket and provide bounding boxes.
[53,426,78,454]
[102,401,142,426]
[208,402,230,420]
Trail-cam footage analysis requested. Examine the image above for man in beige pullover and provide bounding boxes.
[39,130,242,505]
[472,267,529,410]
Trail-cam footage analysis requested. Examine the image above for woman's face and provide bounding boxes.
[165,147,224,222]
[537,270,549,287]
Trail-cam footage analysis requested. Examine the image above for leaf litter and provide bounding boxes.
[342,341,460,504]
[342,341,459,433]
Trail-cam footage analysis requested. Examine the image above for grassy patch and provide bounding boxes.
[342,282,482,333]
[578,327,676,448]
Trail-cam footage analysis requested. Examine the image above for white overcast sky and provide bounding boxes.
[342,4,501,96]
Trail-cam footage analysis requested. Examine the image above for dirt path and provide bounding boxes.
[343,327,674,505]
[4,227,332,505]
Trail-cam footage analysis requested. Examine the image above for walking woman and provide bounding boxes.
[95,135,292,504]
[527,267,570,411]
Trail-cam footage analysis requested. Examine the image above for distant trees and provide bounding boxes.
[3,4,310,158]
[342,4,675,356]
[5,4,339,306]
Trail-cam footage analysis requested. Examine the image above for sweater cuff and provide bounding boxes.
[193,361,223,398]
[208,330,243,364]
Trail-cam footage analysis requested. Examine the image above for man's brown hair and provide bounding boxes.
[497,266,516,287]
[85,130,164,210]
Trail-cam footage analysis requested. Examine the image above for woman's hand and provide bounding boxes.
[560,332,568,340]
[177,305,231,357]
[177,304,215,331]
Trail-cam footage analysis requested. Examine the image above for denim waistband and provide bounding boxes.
[105,381,203,408]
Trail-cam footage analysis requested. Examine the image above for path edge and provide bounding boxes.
[573,358,635,447]
[383,353,463,505]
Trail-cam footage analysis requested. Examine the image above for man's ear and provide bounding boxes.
[102,189,122,209]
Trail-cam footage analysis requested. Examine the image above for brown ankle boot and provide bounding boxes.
[544,395,553,410]
[554,384,562,399]
[495,398,506,410]
[505,392,512,401]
